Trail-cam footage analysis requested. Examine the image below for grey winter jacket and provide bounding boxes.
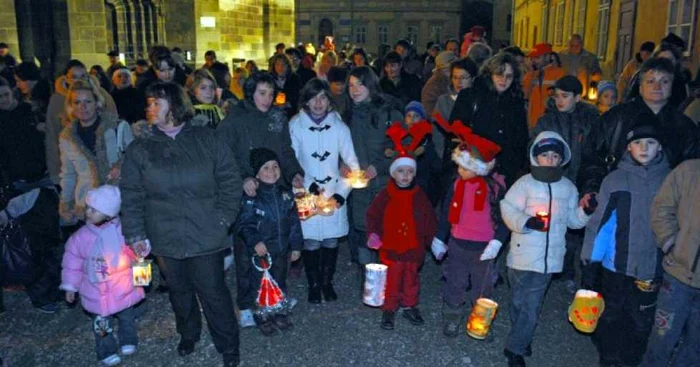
[532,101,599,190]
[217,100,303,184]
[582,152,671,281]
[119,118,242,259]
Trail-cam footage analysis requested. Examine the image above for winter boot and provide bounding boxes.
[320,247,339,302]
[381,310,396,330]
[442,302,464,338]
[302,250,322,304]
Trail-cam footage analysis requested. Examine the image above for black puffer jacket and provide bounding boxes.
[581,97,700,194]
[120,119,242,259]
[532,101,600,190]
[237,182,303,255]
[379,71,422,109]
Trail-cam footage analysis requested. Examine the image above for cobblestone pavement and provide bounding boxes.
[1,246,598,367]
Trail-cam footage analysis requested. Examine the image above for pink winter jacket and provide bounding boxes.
[60,220,145,317]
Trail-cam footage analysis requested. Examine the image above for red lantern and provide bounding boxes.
[253,254,288,317]
[536,211,550,231]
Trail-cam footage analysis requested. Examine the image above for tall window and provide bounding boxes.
[596,0,611,59]
[378,25,389,45]
[576,0,587,36]
[430,25,443,43]
[355,25,367,44]
[407,26,419,45]
[541,4,549,42]
[667,0,697,54]
[554,1,565,45]
[566,0,575,40]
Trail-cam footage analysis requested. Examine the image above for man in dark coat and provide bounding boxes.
[380,51,422,109]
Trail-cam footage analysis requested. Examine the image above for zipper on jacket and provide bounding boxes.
[544,183,552,274]
[272,189,283,254]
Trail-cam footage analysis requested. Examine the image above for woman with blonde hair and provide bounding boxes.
[317,50,338,81]
[58,78,133,225]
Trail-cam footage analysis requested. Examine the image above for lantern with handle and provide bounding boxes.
[315,195,335,216]
[363,263,388,306]
[466,298,499,339]
[132,259,152,286]
[253,253,289,317]
[346,170,368,189]
[568,289,605,333]
[294,191,316,220]
[587,81,598,101]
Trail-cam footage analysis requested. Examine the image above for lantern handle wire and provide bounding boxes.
[478,259,494,299]
[252,253,273,272]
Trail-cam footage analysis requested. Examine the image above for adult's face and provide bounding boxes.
[353,54,366,66]
[330,81,345,96]
[640,70,673,106]
[155,61,175,82]
[445,41,459,56]
[0,86,16,110]
[274,60,287,76]
[321,56,334,71]
[491,64,514,94]
[640,50,652,62]
[146,97,171,126]
[288,54,301,70]
[395,45,407,58]
[253,82,274,112]
[428,48,439,57]
[348,76,370,104]
[136,65,149,74]
[451,68,472,92]
[108,56,119,65]
[0,48,8,57]
[307,91,331,119]
[14,75,34,96]
[70,90,98,123]
[205,55,215,67]
[194,78,216,104]
[66,66,88,86]
[569,38,583,55]
[112,72,132,90]
[233,71,246,88]
[384,62,401,81]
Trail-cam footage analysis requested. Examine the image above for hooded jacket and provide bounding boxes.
[582,152,670,280]
[500,131,590,274]
[119,117,242,259]
[532,101,600,190]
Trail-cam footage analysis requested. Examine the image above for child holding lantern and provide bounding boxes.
[429,118,509,338]
[500,132,595,367]
[60,185,146,366]
[365,121,437,330]
[237,148,303,336]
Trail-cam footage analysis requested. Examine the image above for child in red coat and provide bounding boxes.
[366,121,438,330]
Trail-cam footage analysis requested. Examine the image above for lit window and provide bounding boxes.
[596,0,611,59]
[555,1,565,45]
[575,0,587,36]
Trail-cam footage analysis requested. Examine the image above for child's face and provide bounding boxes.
[256,160,281,184]
[554,89,580,113]
[405,111,423,126]
[457,166,478,180]
[599,89,615,108]
[536,151,562,167]
[628,138,661,165]
[85,205,109,225]
[391,166,416,187]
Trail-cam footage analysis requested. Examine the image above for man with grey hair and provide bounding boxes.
[560,34,602,95]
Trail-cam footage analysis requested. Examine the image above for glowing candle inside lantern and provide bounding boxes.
[275,92,287,105]
[536,211,550,231]
[295,192,316,220]
[347,170,368,189]
[132,260,152,286]
[466,298,499,340]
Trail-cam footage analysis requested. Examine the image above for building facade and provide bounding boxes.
[295,0,512,59]
[513,0,700,80]
[2,0,295,78]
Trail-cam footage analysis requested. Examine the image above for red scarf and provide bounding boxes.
[382,181,419,253]
[448,177,487,224]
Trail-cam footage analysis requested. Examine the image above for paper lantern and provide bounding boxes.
[536,211,550,232]
[568,289,605,333]
[275,92,287,105]
[346,170,368,189]
[132,259,152,286]
[253,254,289,317]
[466,298,499,340]
[363,263,388,307]
[294,191,316,220]
[315,196,335,216]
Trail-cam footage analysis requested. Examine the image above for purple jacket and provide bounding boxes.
[60,220,145,316]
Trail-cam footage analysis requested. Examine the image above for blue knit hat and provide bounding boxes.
[405,101,426,119]
[597,80,617,100]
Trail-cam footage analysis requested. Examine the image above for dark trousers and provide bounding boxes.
[92,306,138,360]
[442,238,495,307]
[561,230,583,282]
[159,251,239,355]
[350,227,378,266]
[22,189,60,307]
[642,272,700,367]
[235,240,289,311]
[505,268,552,356]
[595,269,658,366]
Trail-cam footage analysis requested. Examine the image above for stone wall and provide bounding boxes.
[0,0,20,57]
[66,0,109,69]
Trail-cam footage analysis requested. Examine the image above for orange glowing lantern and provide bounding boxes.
[275,92,287,105]
[346,170,369,189]
[568,289,605,333]
[587,82,598,101]
[315,196,335,216]
[466,298,499,340]
[132,259,152,286]
[294,191,316,220]
[536,211,550,232]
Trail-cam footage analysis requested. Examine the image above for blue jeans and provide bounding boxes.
[304,238,339,251]
[642,272,700,367]
[505,268,552,356]
[92,306,138,360]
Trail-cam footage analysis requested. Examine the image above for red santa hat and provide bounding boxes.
[433,113,501,176]
[385,120,433,175]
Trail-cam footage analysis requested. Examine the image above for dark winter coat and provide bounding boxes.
[237,182,303,255]
[380,71,423,109]
[406,134,442,205]
[297,67,317,88]
[110,86,142,124]
[582,152,670,281]
[448,79,529,187]
[344,98,404,232]
[119,118,242,259]
[217,100,303,184]
[133,67,188,121]
[274,72,303,119]
[0,102,46,183]
[624,69,688,110]
[580,97,700,194]
[532,101,600,190]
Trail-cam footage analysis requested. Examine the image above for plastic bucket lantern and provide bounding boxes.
[363,263,388,307]
[466,298,499,340]
[132,259,152,286]
[569,289,605,333]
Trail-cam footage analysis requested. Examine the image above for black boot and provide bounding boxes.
[302,250,322,304]
[320,247,339,302]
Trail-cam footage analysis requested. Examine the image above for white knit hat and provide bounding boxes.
[390,156,417,175]
[86,185,121,217]
[451,146,496,176]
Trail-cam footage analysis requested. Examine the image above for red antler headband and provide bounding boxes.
[433,112,501,175]
[385,120,433,158]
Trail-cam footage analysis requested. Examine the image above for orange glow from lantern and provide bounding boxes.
[536,211,550,231]
[132,260,152,286]
[346,170,368,189]
[295,192,316,220]
[466,298,499,340]
[275,92,287,105]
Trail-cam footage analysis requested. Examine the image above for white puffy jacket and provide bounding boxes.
[500,131,590,274]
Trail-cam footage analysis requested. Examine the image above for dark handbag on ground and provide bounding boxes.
[0,220,34,287]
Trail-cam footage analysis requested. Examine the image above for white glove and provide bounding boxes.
[431,238,447,260]
[480,239,503,261]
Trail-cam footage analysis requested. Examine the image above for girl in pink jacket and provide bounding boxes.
[60,185,145,366]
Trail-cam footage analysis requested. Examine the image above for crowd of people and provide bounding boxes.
[2,28,700,367]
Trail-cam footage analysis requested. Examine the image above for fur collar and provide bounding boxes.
[131,114,210,140]
[59,113,120,184]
